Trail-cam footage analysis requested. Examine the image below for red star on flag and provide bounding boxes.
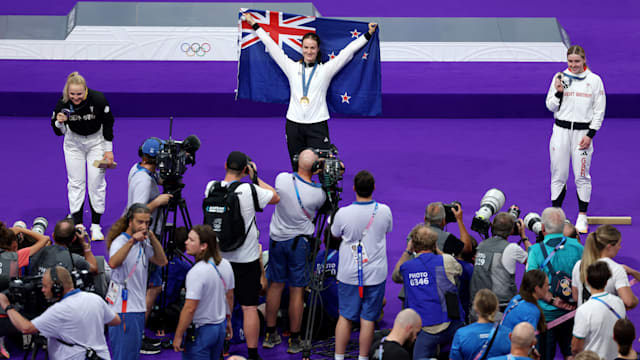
[328,51,337,60]
[341,92,351,104]
[362,52,368,60]
[350,29,361,38]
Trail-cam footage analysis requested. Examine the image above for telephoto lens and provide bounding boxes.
[524,212,542,235]
[32,217,49,235]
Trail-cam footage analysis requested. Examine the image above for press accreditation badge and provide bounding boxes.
[105,280,121,305]
[350,243,369,264]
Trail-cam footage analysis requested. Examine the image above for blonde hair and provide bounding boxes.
[62,71,87,103]
[473,288,499,322]
[580,225,621,284]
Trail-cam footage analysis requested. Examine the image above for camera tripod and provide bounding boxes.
[23,334,48,360]
[152,180,194,332]
[301,187,341,360]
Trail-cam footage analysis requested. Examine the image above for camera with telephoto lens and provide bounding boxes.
[32,217,48,235]
[471,188,505,238]
[524,212,543,242]
[443,201,461,224]
[507,205,522,235]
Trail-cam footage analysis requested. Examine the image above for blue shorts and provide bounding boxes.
[267,237,311,287]
[148,264,162,288]
[338,281,385,322]
[109,312,145,360]
[183,321,226,360]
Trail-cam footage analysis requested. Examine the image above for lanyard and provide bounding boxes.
[358,202,378,298]
[474,296,522,360]
[292,174,313,220]
[301,62,318,98]
[208,259,227,290]
[593,295,622,319]
[540,237,567,269]
[121,233,145,314]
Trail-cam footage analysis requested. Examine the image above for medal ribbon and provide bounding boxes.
[301,62,318,99]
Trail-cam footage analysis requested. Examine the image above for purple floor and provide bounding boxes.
[1,115,639,359]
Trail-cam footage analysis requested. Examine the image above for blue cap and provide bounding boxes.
[141,138,163,157]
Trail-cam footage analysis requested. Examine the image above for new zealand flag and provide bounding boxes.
[237,9,382,116]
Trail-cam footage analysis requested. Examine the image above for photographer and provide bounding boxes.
[392,224,463,359]
[203,151,279,360]
[0,221,50,354]
[263,149,326,353]
[423,202,473,256]
[173,225,234,359]
[106,203,168,360]
[127,137,172,235]
[29,218,97,276]
[0,266,121,360]
[470,212,530,313]
[527,207,583,360]
[332,170,392,360]
[52,71,116,241]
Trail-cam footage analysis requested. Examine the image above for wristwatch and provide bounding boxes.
[3,304,15,312]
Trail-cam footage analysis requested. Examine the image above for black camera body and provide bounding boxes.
[157,138,197,182]
[443,201,461,224]
[5,275,46,315]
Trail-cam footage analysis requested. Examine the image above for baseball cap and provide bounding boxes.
[141,137,163,157]
[226,151,249,171]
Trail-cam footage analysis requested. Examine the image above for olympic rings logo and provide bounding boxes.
[180,42,211,57]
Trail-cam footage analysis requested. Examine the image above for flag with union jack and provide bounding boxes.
[237,9,382,116]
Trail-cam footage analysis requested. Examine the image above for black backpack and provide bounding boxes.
[202,181,262,252]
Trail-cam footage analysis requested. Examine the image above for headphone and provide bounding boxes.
[126,203,150,222]
[49,266,64,299]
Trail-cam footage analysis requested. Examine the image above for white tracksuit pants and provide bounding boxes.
[63,130,106,215]
[549,124,593,203]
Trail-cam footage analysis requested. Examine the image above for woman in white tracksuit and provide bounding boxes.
[51,72,115,240]
[243,13,377,168]
[546,45,605,234]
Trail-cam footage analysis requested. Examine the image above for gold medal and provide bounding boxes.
[300,96,309,104]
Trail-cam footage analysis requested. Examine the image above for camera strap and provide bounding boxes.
[474,296,523,360]
[539,236,567,273]
[55,337,103,360]
[358,202,378,298]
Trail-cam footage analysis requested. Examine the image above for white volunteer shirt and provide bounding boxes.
[571,257,630,305]
[32,290,117,360]
[254,27,368,124]
[204,181,273,263]
[573,292,625,360]
[126,163,162,232]
[501,243,528,274]
[108,233,155,313]
[545,69,606,131]
[186,258,235,327]
[269,172,326,242]
[331,200,392,286]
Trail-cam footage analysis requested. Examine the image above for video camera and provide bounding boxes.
[311,145,343,191]
[157,135,200,183]
[5,269,95,316]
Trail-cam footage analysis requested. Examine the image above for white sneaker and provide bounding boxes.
[576,214,588,234]
[90,224,104,241]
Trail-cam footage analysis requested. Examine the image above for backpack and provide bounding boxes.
[202,181,261,252]
[539,237,574,302]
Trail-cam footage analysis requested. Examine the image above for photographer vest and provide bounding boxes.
[470,236,516,306]
[28,245,89,276]
[401,253,462,327]
[0,249,19,291]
